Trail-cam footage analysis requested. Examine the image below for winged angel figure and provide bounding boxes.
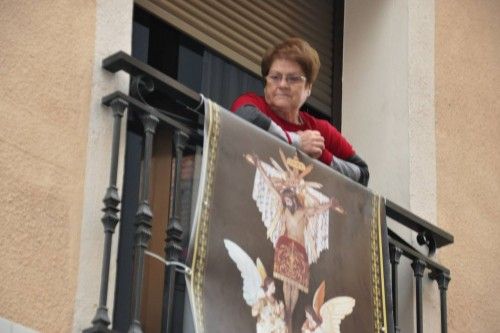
[224,239,286,333]
[245,150,345,330]
[302,281,355,333]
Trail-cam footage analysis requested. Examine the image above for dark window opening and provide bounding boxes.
[130,5,330,118]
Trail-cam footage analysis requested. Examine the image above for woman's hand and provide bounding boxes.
[297,130,325,159]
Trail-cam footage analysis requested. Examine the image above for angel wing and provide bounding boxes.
[303,187,331,264]
[319,296,356,333]
[251,159,287,245]
[224,239,264,306]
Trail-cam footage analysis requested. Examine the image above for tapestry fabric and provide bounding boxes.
[186,99,391,333]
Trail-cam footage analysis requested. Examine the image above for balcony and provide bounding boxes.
[84,52,453,333]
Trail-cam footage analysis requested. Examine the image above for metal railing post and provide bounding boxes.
[84,99,126,333]
[430,271,451,333]
[128,114,159,333]
[411,259,426,333]
[389,244,403,333]
[161,130,189,333]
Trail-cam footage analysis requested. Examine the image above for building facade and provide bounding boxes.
[0,1,498,332]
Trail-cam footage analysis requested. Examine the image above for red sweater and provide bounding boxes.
[230,93,354,165]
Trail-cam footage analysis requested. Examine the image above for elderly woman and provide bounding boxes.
[231,37,369,185]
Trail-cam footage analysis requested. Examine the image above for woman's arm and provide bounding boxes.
[234,105,301,147]
[234,105,324,157]
[330,154,370,186]
[315,120,370,186]
[235,105,369,186]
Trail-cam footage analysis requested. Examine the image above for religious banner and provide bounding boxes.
[186,99,393,333]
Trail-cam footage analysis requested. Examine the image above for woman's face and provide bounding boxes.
[264,58,311,116]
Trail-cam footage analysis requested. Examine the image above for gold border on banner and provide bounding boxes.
[371,195,388,332]
[190,100,220,333]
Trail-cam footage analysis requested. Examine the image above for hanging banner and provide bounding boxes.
[186,100,392,333]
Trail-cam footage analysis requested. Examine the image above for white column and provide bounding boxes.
[343,1,438,332]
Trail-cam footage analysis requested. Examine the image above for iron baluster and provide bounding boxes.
[161,131,189,333]
[411,259,426,333]
[84,99,127,333]
[389,244,402,333]
[430,271,451,333]
[128,114,159,333]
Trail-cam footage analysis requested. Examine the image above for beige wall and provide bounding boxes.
[1,1,497,332]
[436,0,500,332]
[0,1,96,332]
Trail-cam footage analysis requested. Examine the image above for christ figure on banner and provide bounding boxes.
[245,150,345,331]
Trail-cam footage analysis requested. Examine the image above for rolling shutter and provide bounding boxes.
[136,0,333,115]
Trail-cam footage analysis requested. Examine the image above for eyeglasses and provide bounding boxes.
[266,72,307,85]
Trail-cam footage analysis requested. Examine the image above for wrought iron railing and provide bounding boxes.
[84,51,453,333]
[385,200,452,333]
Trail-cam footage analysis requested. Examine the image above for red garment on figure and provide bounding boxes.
[273,236,309,293]
[230,93,355,165]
